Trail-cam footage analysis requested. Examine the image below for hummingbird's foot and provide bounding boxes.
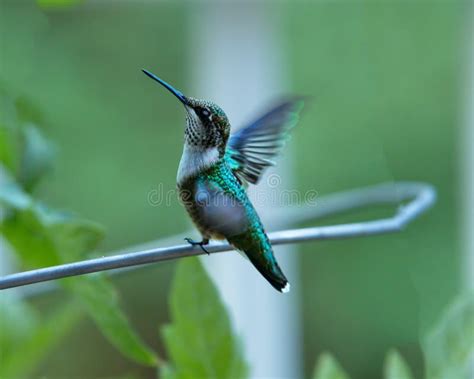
[184,238,210,255]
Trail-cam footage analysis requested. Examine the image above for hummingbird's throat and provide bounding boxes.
[177,144,220,185]
[184,115,223,151]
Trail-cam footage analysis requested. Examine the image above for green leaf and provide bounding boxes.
[0,89,20,172]
[423,292,474,379]
[0,125,19,172]
[1,88,156,369]
[69,275,158,367]
[383,349,413,379]
[1,207,60,267]
[18,125,56,191]
[47,212,105,262]
[0,301,81,379]
[1,186,157,367]
[0,178,104,267]
[161,257,248,379]
[1,90,55,188]
[0,173,32,210]
[0,89,55,190]
[0,292,39,359]
[313,353,350,379]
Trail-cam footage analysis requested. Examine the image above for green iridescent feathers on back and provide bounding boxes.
[226,98,305,184]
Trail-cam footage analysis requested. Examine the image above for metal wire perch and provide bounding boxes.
[0,181,436,291]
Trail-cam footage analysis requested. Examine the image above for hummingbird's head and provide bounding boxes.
[183,97,230,155]
[142,69,230,156]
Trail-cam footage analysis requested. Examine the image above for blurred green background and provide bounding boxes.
[0,0,471,378]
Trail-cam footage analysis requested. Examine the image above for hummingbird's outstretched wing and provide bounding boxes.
[226,98,305,184]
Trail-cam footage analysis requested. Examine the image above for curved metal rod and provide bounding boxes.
[0,182,436,291]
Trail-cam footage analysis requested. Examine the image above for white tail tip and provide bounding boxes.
[281,282,290,293]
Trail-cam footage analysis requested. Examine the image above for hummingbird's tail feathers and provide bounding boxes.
[230,236,290,293]
[248,253,290,293]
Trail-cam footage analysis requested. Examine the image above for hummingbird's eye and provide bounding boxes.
[201,108,210,117]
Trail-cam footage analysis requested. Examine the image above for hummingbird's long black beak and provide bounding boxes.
[142,69,188,105]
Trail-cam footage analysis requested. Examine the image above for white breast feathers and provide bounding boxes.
[177,144,220,184]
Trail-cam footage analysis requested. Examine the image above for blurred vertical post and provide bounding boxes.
[190,3,302,378]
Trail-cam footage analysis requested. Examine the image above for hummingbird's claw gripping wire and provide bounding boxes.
[184,238,211,255]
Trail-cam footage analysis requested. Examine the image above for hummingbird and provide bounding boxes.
[143,69,304,293]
